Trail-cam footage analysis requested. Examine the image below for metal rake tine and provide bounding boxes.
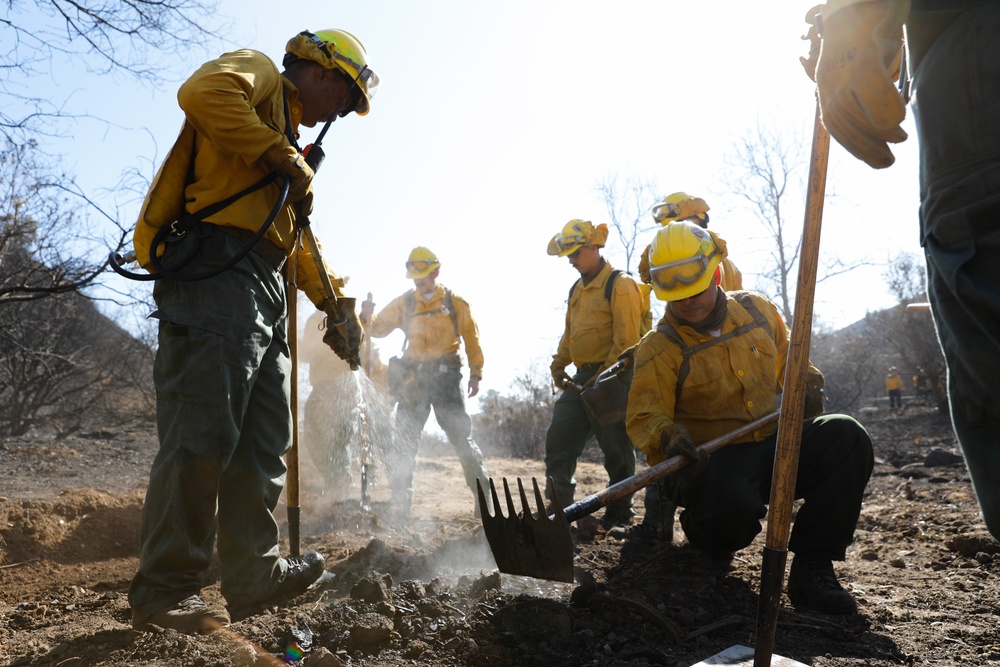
[516,478,534,520]
[501,477,518,519]
[546,476,567,520]
[531,478,550,522]
[476,478,493,520]
[488,478,506,519]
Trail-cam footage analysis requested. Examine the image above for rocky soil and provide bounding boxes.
[2,404,998,667]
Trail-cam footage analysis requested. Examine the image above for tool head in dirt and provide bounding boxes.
[476,477,575,583]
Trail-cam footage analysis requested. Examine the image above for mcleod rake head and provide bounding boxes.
[476,476,575,583]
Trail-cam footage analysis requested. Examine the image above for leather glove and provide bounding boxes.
[659,424,708,480]
[262,143,315,209]
[814,0,909,169]
[360,295,375,325]
[799,4,823,82]
[321,298,363,369]
[550,361,572,391]
[804,370,826,419]
[672,196,710,223]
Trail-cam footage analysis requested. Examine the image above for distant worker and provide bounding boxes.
[360,247,487,514]
[627,222,874,614]
[635,192,743,541]
[300,308,390,499]
[806,1,1000,540]
[127,29,374,633]
[545,220,642,526]
[885,367,904,409]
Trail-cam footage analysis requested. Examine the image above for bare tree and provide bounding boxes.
[724,121,803,321]
[473,367,555,459]
[0,139,121,304]
[594,172,660,273]
[2,0,224,145]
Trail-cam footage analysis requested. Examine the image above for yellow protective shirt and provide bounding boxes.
[132,48,344,307]
[885,373,905,392]
[626,291,823,464]
[368,285,484,379]
[553,261,643,372]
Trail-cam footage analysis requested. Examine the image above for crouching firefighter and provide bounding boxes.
[360,247,488,515]
[122,29,378,634]
[626,221,875,615]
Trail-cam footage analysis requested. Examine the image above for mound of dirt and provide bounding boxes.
[2,405,999,666]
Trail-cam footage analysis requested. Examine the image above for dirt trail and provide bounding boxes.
[2,405,999,666]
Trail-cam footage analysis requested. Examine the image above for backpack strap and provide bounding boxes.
[655,293,772,405]
[401,288,461,352]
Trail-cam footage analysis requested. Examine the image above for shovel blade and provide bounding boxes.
[476,477,575,582]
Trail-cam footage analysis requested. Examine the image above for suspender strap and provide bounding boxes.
[655,292,772,405]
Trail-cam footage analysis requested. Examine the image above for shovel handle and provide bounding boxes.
[562,411,780,523]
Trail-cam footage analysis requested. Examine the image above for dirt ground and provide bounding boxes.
[2,404,998,667]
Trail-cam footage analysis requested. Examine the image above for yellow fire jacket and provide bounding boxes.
[552,260,643,373]
[368,285,484,379]
[626,291,823,464]
[885,373,904,392]
[132,49,345,307]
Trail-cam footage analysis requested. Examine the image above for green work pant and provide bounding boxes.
[392,362,488,510]
[544,367,637,518]
[663,414,874,559]
[129,228,294,618]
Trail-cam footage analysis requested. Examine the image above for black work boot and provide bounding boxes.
[270,551,325,600]
[787,556,857,614]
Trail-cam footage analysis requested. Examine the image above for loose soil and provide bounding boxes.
[2,405,998,667]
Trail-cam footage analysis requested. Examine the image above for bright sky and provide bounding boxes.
[39,1,924,410]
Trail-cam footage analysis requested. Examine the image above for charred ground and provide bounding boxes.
[2,404,998,667]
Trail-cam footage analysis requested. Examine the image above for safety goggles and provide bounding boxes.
[551,233,589,254]
[337,66,381,117]
[648,251,718,293]
[651,202,680,223]
[406,259,436,274]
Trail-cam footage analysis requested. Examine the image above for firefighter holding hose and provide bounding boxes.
[128,29,377,633]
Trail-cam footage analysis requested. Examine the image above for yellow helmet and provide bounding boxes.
[284,29,380,116]
[546,219,609,257]
[651,192,710,226]
[647,221,722,301]
[405,246,440,279]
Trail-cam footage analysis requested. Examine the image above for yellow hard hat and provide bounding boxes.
[647,221,721,301]
[651,192,710,226]
[546,219,609,257]
[405,246,440,279]
[284,29,380,116]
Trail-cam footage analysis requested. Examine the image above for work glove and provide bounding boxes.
[321,298,364,370]
[550,361,572,391]
[670,197,710,223]
[262,143,315,213]
[799,4,823,82]
[813,0,909,169]
[804,370,827,419]
[659,424,708,480]
[360,295,375,326]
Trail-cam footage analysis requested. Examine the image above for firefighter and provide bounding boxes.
[360,247,488,514]
[627,221,874,614]
[128,29,376,633]
[545,219,643,526]
[806,0,1000,540]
